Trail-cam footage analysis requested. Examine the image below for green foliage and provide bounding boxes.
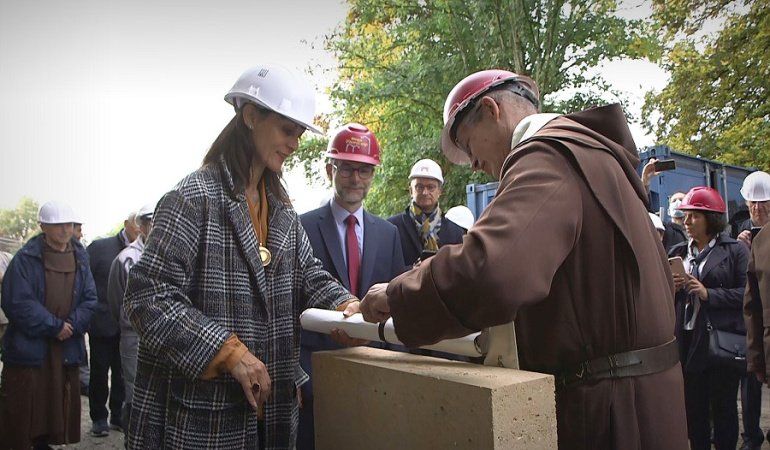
[289,0,662,216]
[651,0,744,38]
[0,197,40,244]
[643,0,769,170]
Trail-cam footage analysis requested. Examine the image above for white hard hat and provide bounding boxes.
[409,159,444,183]
[648,212,665,232]
[741,171,770,202]
[137,202,156,220]
[224,64,322,134]
[38,201,77,224]
[445,205,475,230]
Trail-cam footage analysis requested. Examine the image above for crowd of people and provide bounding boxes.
[1,63,770,450]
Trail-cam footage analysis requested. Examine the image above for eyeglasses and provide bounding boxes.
[332,163,375,180]
[413,183,439,193]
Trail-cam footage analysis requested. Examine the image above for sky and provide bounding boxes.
[0,0,668,240]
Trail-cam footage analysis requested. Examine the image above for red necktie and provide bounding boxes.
[345,214,360,296]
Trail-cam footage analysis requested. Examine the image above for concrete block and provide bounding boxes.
[313,346,556,450]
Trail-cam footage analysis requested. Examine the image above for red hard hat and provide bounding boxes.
[678,187,726,214]
[441,69,540,165]
[325,123,381,166]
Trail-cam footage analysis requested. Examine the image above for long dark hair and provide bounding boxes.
[203,106,291,204]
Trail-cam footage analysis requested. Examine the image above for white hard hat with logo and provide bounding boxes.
[741,171,770,202]
[38,201,77,224]
[409,159,444,184]
[224,64,322,134]
[445,205,475,230]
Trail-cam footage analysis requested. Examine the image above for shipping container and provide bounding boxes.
[465,145,756,232]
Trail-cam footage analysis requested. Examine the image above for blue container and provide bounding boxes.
[466,145,756,228]
[638,145,754,224]
[465,181,499,221]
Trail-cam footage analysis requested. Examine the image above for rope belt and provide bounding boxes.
[555,338,679,390]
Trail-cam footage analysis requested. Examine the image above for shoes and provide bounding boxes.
[110,419,124,433]
[739,441,763,450]
[89,419,110,437]
[110,413,124,433]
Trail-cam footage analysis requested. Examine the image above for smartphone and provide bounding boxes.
[654,159,677,172]
[751,227,762,239]
[668,256,686,278]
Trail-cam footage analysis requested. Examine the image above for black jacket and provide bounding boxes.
[87,231,127,337]
[668,233,749,373]
[663,221,687,252]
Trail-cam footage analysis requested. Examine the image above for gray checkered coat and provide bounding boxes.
[124,158,351,449]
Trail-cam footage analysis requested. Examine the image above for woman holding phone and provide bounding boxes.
[668,186,748,450]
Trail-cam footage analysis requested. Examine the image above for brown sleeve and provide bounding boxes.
[387,145,582,348]
[744,241,766,376]
[200,334,249,380]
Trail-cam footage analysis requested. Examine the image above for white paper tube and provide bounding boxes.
[300,308,482,358]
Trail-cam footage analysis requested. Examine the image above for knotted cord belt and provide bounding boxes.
[555,338,679,390]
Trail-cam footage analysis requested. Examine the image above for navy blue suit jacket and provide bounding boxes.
[299,202,405,389]
[668,234,748,373]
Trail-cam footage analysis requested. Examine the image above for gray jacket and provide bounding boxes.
[108,235,145,337]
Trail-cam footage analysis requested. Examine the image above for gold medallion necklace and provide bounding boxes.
[247,180,271,267]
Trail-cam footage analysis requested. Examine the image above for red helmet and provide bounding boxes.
[441,69,540,165]
[678,187,726,214]
[325,123,380,166]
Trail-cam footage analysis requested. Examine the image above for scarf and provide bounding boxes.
[408,202,441,253]
[246,179,269,245]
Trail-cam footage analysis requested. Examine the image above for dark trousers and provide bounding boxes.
[684,365,741,450]
[297,383,314,450]
[88,335,124,423]
[741,373,764,445]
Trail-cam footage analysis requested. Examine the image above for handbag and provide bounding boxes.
[706,316,747,372]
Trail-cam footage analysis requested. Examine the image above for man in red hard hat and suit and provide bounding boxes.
[360,70,688,449]
[297,123,405,450]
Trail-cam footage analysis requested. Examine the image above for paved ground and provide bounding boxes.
[53,393,125,449]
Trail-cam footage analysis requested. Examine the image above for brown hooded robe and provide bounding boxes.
[386,104,688,450]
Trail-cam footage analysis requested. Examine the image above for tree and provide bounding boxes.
[0,197,40,244]
[288,0,662,216]
[643,0,768,169]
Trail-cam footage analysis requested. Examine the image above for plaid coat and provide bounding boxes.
[124,158,351,450]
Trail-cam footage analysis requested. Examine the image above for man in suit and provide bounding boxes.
[388,158,465,267]
[298,123,405,450]
[86,213,141,436]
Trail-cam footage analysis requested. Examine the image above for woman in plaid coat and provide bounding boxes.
[124,64,358,450]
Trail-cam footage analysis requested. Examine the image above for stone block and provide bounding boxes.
[313,346,556,450]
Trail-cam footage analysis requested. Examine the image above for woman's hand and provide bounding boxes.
[685,275,708,301]
[230,351,271,414]
[672,273,687,291]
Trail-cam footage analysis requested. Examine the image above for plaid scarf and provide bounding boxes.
[408,202,441,253]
